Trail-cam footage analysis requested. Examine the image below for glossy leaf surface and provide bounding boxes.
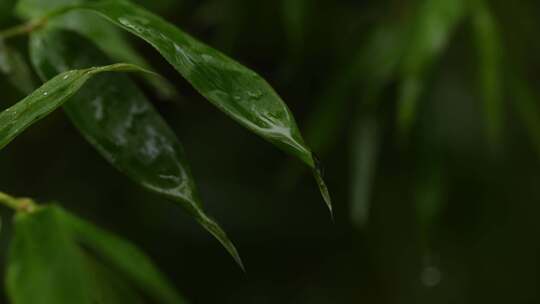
[0,62,149,150]
[6,207,92,304]
[16,0,177,99]
[59,0,331,213]
[29,29,242,268]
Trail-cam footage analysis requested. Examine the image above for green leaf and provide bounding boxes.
[84,256,145,304]
[0,39,38,95]
[472,0,504,147]
[6,207,92,304]
[0,62,152,150]
[56,0,332,214]
[6,205,187,304]
[59,207,187,304]
[29,29,243,269]
[16,0,178,99]
[398,0,467,135]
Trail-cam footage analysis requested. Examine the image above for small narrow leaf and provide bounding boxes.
[472,0,504,147]
[0,63,151,150]
[59,207,187,304]
[55,0,332,214]
[29,29,243,268]
[6,207,92,304]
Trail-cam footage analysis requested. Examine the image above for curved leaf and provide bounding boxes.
[0,62,151,150]
[52,0,332,215]
[29,29,243,269]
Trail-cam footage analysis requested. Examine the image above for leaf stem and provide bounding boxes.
[0,18,47,40]
[0,191,38,213]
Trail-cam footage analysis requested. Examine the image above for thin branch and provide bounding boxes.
[0,191,37,213]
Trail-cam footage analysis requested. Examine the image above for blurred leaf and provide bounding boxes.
[0,39,38,94]
[6,205,187,304]
[282,0,308,51]
[60,0,332,214]
[29,29,243,271]
[84,256,145,304]
[398,0,467,136]
[0,62,152,150]
[472,0,504,147]
[60,208,186,304]
[16,0,178,99]
[6,207,92,304]
[350,115,379,228]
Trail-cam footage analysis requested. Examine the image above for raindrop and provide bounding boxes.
[43,92,48,96]
[421,266,442,287]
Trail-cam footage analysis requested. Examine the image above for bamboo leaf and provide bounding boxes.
[29,29,243,269]
[59,207,187,304]
[6,207,92,304]
[16,0,178,99]
[54,0,332,214]
[0,62,152,150]
[6,205,187,304]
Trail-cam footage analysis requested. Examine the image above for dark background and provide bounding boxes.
[2,0,540,303]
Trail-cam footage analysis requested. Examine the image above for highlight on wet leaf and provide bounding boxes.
[48,0,332,215]
[16,0,178,99]
[29,28,243,269]
[0,62,153,150]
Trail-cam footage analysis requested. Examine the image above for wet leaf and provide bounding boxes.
[29,29,243,269]
[56,0,332,214]
[16,0,178,99]
[6,207,92,304]
[0,62,152,150]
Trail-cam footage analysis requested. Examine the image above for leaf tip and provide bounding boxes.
[196,212,246,271]
[312,155,334,221]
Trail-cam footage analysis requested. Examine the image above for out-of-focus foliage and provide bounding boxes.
[2,0,540,303]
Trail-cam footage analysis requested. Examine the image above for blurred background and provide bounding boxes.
[2,0,540,303]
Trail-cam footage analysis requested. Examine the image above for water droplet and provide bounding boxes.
[248,91,263,100]
[43,92,48,96]
[63,74,70,80]
[421,266,442,287]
